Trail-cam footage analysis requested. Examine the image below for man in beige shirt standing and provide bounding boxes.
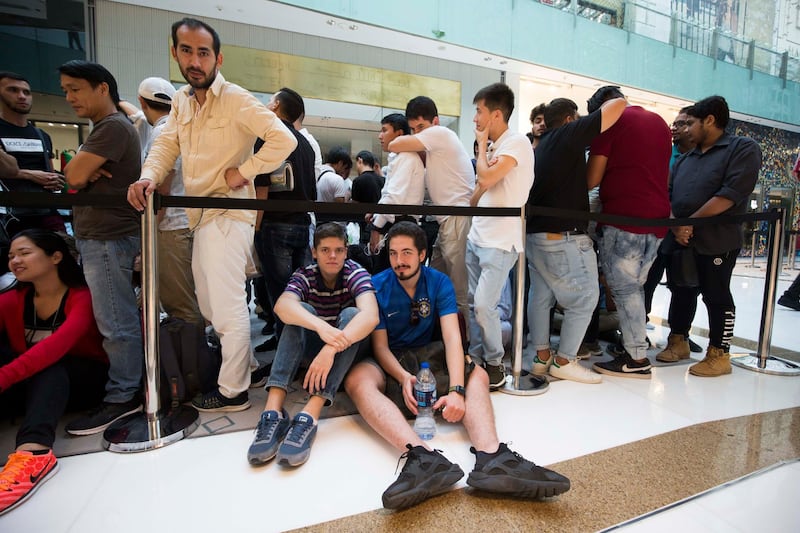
[128,17,296,411]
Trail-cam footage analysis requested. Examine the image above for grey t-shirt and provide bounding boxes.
[73,112,141,240]
[669,133,761,255]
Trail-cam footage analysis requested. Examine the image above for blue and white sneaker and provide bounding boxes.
[247,409,290,465]
[277,413,318,467]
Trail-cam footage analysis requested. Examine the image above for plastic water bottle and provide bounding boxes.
[413,362,437,440]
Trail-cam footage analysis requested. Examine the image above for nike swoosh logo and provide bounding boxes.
[387,311,399,317]
[622,365,650,372]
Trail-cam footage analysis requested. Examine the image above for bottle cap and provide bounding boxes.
[420,362,430,369]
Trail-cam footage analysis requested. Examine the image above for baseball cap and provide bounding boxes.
[137,77,175,105]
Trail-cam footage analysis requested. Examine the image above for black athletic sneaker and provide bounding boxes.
[606,343,627,358]
[687,337,704,353]
[250,364,271,389]
[485,364,507,391]
[593,353,652,379]
[65,398,143,436]
[382,445,464,510]
[191,389,250,412]
[467,443,570,498]
[777,294,800,311]
[254,336,278,353]
[260,321,275,336]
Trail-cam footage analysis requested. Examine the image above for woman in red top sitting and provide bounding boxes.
[0,229,107,516]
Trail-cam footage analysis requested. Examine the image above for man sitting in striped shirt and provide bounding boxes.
[246,223,379,468]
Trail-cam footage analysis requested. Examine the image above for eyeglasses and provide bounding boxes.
[410,301,421,326]
[672,120,689,128]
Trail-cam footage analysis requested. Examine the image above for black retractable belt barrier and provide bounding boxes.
[0,193,795,454]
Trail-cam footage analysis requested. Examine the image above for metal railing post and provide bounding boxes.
[102,193,200,451]
[732,208,800,376]
[501,206,548,395]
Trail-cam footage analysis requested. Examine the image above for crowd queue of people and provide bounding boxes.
[0,15,770,517]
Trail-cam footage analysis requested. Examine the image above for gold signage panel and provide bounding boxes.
[169,44,461,116]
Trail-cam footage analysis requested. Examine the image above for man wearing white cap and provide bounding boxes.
[144,78,204,326]
[120,78,203,326]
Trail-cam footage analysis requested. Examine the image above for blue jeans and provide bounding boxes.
[77,236,143,403]
[256,221,311,336]
[266,303,361,405]
[598,226,661,359]
[527,233,598,359]
[466,241,518,366]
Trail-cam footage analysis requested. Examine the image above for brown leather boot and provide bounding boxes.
[689,346,732,377]
[655,334,691,363]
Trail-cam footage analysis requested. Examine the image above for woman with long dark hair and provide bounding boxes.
[0,229,107,516]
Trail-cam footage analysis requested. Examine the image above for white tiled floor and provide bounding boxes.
[1,272,799,532]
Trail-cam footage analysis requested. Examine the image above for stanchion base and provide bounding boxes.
[102,405,200,453]
[730,354,800,376]
[500,370,550,396]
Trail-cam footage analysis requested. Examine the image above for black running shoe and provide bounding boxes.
[382,445,464,510]
[777,294,800,311]
[65,398,143,436]
[687,337,704,353]
[250,364,271,388]
[254,336,278,353]
[485,364,507,391]
[593,353,652,379]
[606,343,627,358]
[192,389,250,412]
[467,443,570,498]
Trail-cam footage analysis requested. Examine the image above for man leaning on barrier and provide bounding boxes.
[128,17,297,412]
[662,95,761,377]
[59,61,144,435]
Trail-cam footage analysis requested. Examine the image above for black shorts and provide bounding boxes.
[365,341,474,419]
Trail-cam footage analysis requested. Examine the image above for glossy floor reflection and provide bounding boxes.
[610,459,800,533]
[1,269,798,532]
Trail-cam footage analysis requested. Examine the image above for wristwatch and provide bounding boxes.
[448,385,466,397]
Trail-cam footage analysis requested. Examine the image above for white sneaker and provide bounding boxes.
[550,359,602,384]
[531,351,553,376]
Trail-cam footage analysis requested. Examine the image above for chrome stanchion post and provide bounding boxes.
[748,230,757,268]
[502,206,548,395]
[732,208,800,376]
[103,192,200,451]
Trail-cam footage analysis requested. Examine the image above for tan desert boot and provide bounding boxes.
[689,346,732,377]
[656,334,690,363]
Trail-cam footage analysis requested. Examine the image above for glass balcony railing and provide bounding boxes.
[535,0,799,83]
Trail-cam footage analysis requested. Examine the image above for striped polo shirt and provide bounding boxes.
[284,259,375,324]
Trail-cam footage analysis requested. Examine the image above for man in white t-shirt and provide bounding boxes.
[316,146,350,203]
[366,113,425,271]
[388,96,474,321]
[467,83,534,389]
